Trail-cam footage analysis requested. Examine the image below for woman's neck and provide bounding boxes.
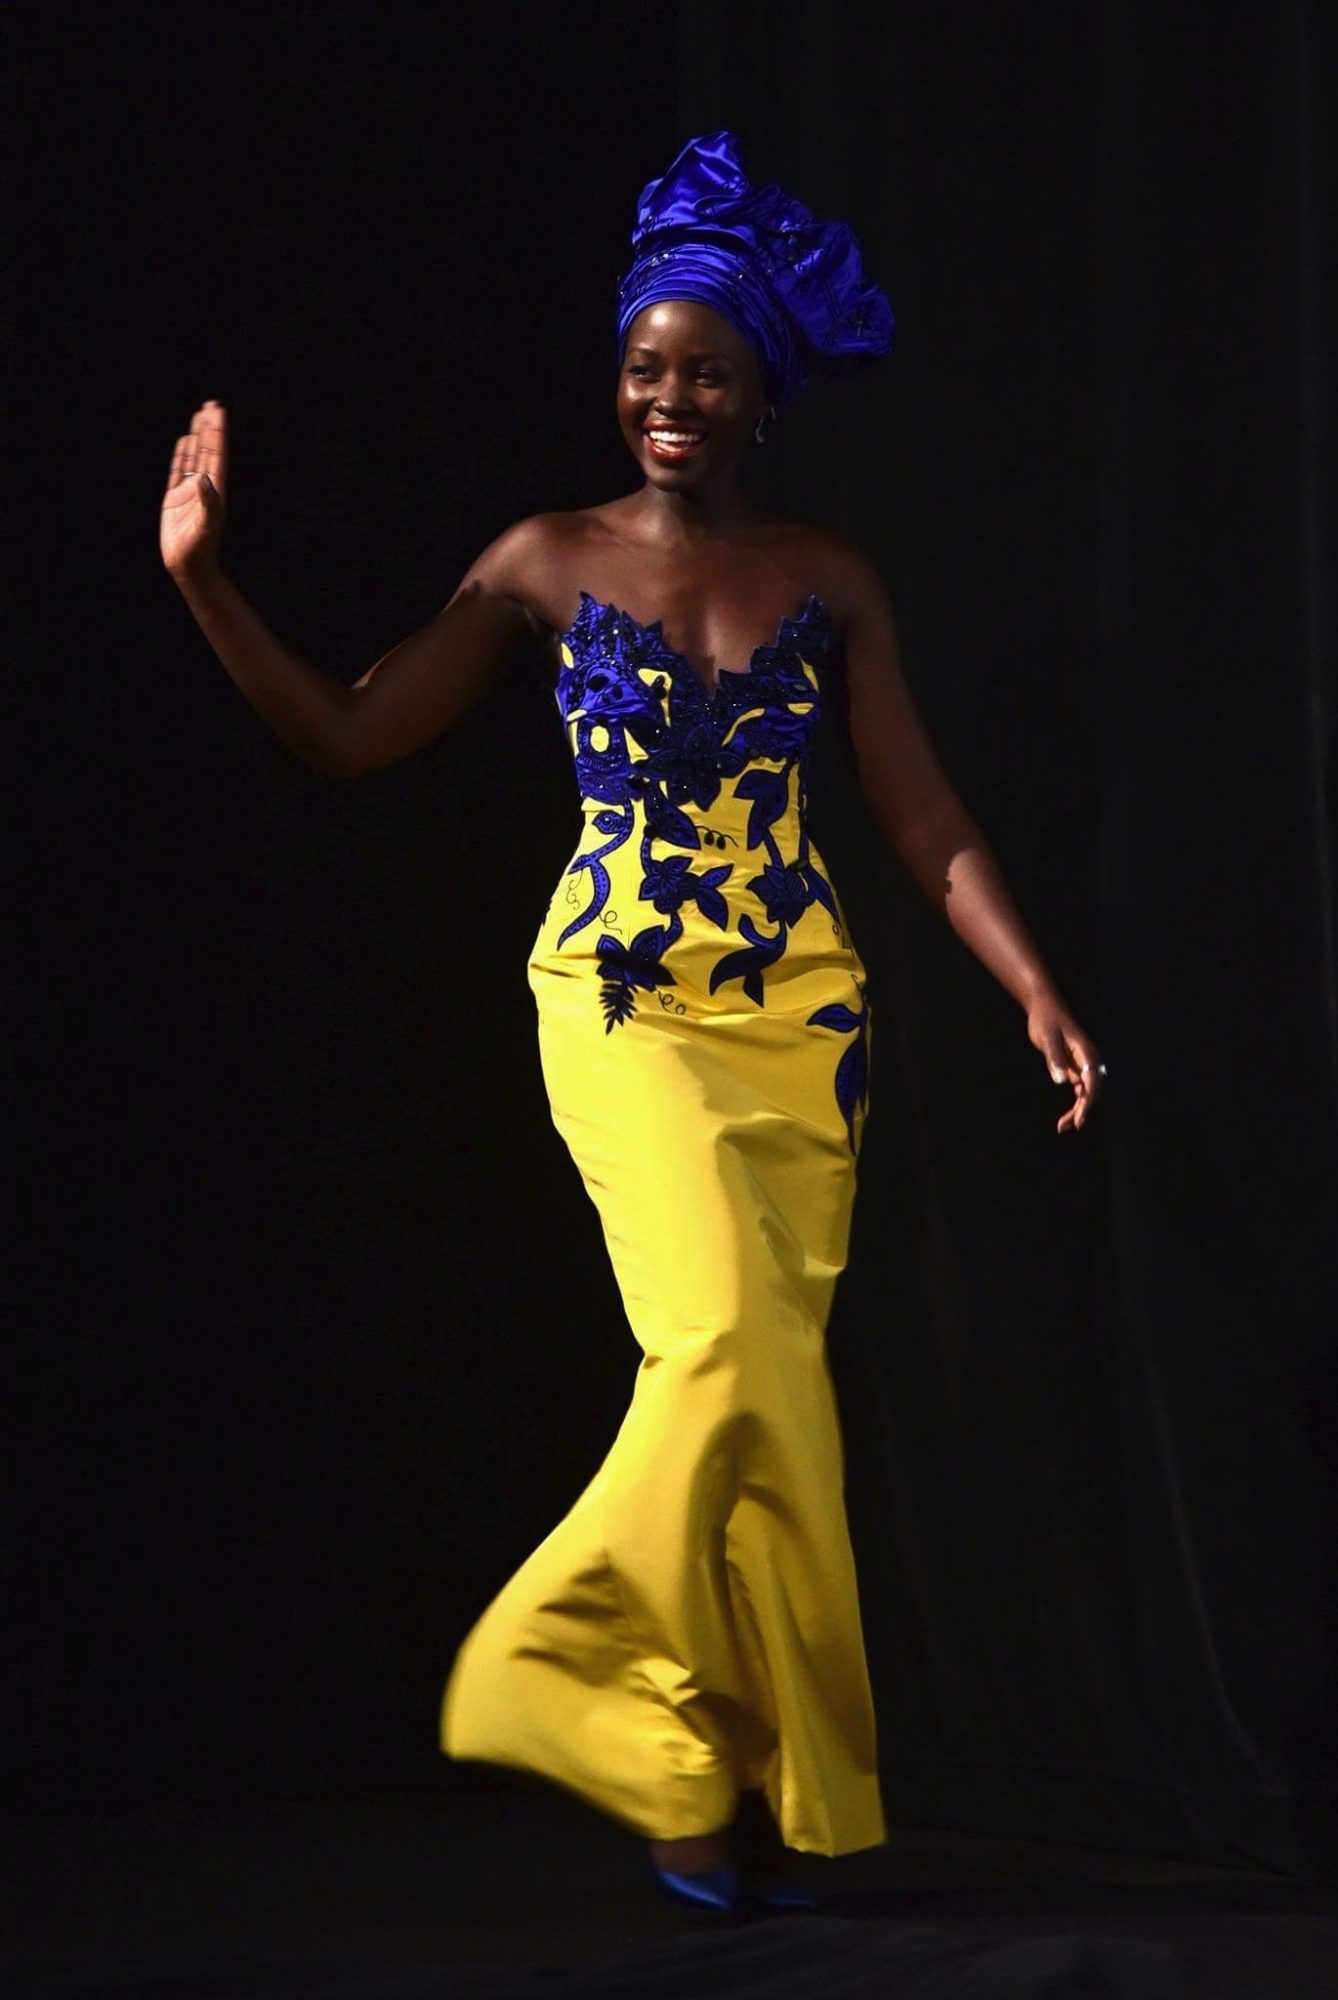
[624,473,768,547]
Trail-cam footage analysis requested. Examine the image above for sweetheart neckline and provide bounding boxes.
[556,589,831,700]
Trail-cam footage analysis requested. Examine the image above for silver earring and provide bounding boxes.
[754,404,775,444]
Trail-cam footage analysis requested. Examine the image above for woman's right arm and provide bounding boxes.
[162,400,548,778]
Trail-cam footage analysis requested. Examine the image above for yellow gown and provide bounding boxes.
[439,589,886,1856]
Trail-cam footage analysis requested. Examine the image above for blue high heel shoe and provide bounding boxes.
[651,1861,742,1914]
[727,1790,821,1912]
[751,1875,819,1912]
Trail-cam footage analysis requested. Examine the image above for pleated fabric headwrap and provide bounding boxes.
[615,130,894,411]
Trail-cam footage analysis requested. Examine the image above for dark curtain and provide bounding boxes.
[12,6,681,1811]
[680,0,1335,1877]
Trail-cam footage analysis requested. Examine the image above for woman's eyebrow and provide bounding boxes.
[626,346,735,362]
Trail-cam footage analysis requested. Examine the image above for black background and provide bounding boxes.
[14,1,1335,1882]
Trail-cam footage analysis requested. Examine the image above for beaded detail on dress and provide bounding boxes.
[547,591,869,1146]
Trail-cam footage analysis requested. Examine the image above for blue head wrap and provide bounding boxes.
[615,130,894,412]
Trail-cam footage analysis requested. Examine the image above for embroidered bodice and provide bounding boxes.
[553,587,831,835]
[540,588,868,1145]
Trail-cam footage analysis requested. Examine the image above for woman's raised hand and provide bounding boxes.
[161,400,228,583]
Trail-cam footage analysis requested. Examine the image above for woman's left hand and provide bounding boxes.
[1025,993,1105,1134]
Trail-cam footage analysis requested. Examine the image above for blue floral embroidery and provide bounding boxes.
[596,924,676,1033]
[640,853,734,924]
[805,993,871,1153]
[553,591,841,1020]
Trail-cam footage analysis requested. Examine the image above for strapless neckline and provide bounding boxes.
[557,590,831,701]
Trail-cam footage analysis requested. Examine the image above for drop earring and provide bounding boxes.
[754,404,776,444]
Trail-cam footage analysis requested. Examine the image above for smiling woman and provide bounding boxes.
[625,337,749,462]
[161,126,1104,1920]
[621,310,769,475]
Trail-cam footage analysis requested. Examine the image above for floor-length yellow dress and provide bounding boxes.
[439,589,886,1856]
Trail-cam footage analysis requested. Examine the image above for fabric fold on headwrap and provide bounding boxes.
[615,131,894,410]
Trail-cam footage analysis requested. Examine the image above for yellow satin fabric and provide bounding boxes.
[439,631,886,1856]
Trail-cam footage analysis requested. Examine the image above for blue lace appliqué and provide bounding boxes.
[553,591,841,1030]
[805,991,870,1153]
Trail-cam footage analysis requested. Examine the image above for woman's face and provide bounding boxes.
[617,299,768,487]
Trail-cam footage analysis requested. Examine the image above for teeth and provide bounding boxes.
[648,431,703,444]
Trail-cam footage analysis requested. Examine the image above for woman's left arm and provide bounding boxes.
[832,543,1104,1135]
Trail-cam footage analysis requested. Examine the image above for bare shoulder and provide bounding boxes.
[787,525,896,641]
[453,511,591,640]
[462,502,681,640]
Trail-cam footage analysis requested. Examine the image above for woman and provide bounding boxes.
[161,132,1104,1917]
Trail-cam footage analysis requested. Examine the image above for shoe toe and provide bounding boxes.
[652,1863,742,1913]
[755,1877,819,1911]
[748,1872,820,1920]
